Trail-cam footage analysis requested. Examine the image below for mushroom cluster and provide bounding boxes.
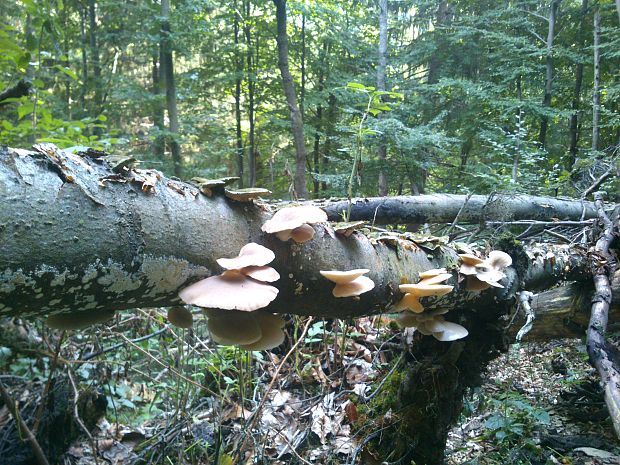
[204,309,285,351]
[178,243,285,350]
[320,269,375,298]
[459,251,512,291]
[178,243,279,311]
[262,205,327,243]
[395,309,468,342]
[395,268,453,313]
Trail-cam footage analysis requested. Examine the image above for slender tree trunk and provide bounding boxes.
[592,7,601,152]
[616,0,620,23]
[244,0,256,186]
[538,0,560,148]
[234,6,244,187]
[513,76,523,182]
[79,5,87,113]
[377,0,389,196]
[323,93,336,191]
[568,0,588,170]
[273,0,308,199]
[300,13,305,118]
[160,0,182,177]
[87,0,102,115]
[312,43,328,196]
[151,51,165,159]
[25,14,35,144]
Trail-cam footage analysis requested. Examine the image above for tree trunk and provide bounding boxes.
[377,0,389,196]
[538,0,560,148]
[79,4,88,113]
[0,146,598,320]
[567,0,588,170]
[273,0,308,199]
[87,0,102,115]
[160,0,182,178]
[300,13,305,118]
[151,51,165,159]
[616,0,620,23]
[592,7,601,152]
[244,0,256,187]
[234,6,244,187]
[322,93,336,191]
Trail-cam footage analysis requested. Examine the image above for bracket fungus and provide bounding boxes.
[224,187,271,202]
[320,269,375,298]
[459,251,512,291]
[178,243,279,311]
[262,205,328,243]
[396,309,468,342]
[395,269,454,313]
[204,309,285,350]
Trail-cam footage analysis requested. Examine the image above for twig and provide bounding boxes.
[586,191,620,438]
[236,317,314,459]
[33,331,65,433]
[82,325,170,361]
[67,369,100,465]
[515,291,535,341]
[446,193,472,236]
[0,379,50,465]
[582,162,618,199]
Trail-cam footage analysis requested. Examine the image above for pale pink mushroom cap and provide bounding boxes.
[320,269,370,284]
[206,309,262,345]
[262,205,327,234]
[241,266,280,283]
[179,270,279,311]
[217,242,275,270]
[332,275,375,298]
[239,312,286,350]
[394,293,424,313]
[419,268,448,279]
[419,273,452,286]
[399,283,453,297]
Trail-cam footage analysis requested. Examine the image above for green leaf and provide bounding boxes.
[17,102,34,120]
[54,65,79,81]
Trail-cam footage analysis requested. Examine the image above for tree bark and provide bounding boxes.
[273,0,308,199]
[377,0,388,196]
[0,146,595,321]
[160,0,183,178]
[538,0,560,149]
[0,80,31,106]
[592,7,601,152]
[567,0,588,170]
[319,194,599,225]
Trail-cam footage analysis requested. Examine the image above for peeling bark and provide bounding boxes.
[0,147,593,322]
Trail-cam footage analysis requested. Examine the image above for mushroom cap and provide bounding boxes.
[419,268,448,279]
[419,273,452,285]
[241,265,280,282]
[394,293,424,313]
[179,270,279,311]
[167,306,193,328]
[459,254,484,265]
[395,311,420,327]
[473,264,505,286]
[459,263,479,275]
[207,310,262,345]
[46,310,115,330]
[320,269,370,284]
[487,250,512,270]
[290,224,316,243]
[398,283,453,297]
[465,276,492,291]
[217,243,275,270]
[225,187,271,201]
[262,205,327,233]
[333,221,367,236]
[432,320,469,341]
[332,276,375,298]
[239,312,286,350]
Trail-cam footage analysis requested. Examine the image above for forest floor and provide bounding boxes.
[2,315,620,465]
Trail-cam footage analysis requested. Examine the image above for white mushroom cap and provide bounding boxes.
[398,283,453,297]
[217,243,275,270]
[431,319,469,341]
[487,250,512,270]
[419,268,448,279]
[206,309,262,345]
[179,270,279,311]
[262,205,327,233]
[239,312,286,350]
[459,254,484,275]
[394,293,424,313]
[290,224,316,243]
[320,269,370,284]
[46,310,115,330]
[465,276,492,291]
[241,265,280,282]
[332,275,375,298]
[419,273,452,285]
[167,306,193,328]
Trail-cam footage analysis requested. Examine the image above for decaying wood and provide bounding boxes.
[586,192,620,438]
[0,146,591,321]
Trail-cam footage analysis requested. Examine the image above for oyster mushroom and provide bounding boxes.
[320,269,375,298]
[46,310,115,330]
[205,309,286,350]
[459,251,513,291]
[262,205,327,243]
[395,282,454,314]
[395,310,468,341]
